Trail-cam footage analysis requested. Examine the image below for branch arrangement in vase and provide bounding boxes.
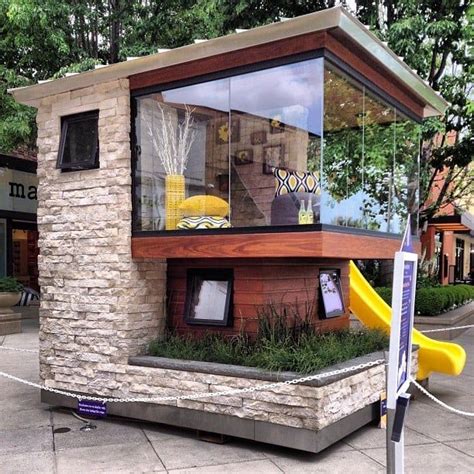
[147,103,197,175]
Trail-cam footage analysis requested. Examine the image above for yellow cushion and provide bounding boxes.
[178,195,229,217]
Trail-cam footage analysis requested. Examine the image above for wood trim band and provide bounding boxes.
[129,30,425,119]
[129,31,328,91]
[325,32,425,118]
[131,230,407,260]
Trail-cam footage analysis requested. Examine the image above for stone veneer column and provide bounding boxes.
[35,79,166,395]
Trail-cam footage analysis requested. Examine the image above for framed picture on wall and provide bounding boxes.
[216,117,240,144]
[269,114,285,134]
[262,144,284,174]
[319,270,345,318]
[217,173,229,193]
[250,131,267,145]
[233,149,254,165]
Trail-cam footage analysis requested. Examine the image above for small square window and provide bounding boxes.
[184,269,233,326]
[57,111,99,171]
[319,269,345,318]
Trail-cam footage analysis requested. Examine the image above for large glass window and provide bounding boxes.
[134,78,230,231]
[133,58,419,235]
[229,59,323,227]
[322,65,419,234]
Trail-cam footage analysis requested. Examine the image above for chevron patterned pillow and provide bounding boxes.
[273,168,320,196]
[176,216,231,230]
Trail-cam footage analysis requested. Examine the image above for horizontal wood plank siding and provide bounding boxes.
[167,258,349,338]
[129,32,327,90]
[132,230,405,260]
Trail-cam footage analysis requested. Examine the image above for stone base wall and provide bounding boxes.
[35,80,166,385]
[45,351,418,431]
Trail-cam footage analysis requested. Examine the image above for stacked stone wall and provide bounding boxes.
[35,79,166,387]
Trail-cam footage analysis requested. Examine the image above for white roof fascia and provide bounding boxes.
[9,6,448,116]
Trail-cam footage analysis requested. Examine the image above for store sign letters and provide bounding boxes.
[0,167,38,214]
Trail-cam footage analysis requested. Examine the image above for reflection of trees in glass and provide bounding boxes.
[322,66,420,233]
[393,120,420,233]
[323,116,420,232]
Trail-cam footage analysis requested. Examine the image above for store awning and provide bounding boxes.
[429,213,474,235]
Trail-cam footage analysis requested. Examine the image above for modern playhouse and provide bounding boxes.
[11,6,465,453]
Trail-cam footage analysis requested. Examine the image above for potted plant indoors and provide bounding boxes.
[0,277,23,309]
[148,103,196,230]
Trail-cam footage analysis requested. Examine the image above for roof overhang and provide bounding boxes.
[429,213,474,235]
[9,6,448,117]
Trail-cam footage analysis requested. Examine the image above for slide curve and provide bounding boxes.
[349,261,466,380]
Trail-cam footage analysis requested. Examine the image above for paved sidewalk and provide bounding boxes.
[1,319,473,473]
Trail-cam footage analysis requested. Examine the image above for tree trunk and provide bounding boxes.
[109,0,121,64]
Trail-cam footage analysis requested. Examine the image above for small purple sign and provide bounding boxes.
[397,260,415,391]
[78,400,107,418]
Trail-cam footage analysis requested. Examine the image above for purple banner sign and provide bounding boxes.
[397,260,415,391]
[78,400,107,418]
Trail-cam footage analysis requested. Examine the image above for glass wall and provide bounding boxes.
[322,65,419,234]
[133,58,419,234]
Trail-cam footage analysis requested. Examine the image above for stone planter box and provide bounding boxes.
[43,349,418,453]
[0,292,22,336]
[415,301,474,340]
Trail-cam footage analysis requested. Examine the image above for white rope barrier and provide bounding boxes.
[419,324,474,333]
[1,326,472,413]
[0,359,385,404]
[410,378,474,417]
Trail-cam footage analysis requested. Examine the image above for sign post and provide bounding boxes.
[386,220,418,474]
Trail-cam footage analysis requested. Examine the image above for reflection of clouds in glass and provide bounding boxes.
[162,78,230,112]
[160,59,323,135]
[231,59,323,134]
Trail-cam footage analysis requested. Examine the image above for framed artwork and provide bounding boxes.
[262,144,284,174]
[250,131,267,145]
[269,114,285,134]
[318,270,345,318]
[184,269,233,327]
[216,117,240,144]
[233,149,254,165]
[217,173,229,193]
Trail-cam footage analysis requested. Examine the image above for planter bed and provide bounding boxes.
[415,301,474,341]
[43,348,418,453]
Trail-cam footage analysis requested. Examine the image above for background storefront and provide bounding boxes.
[0,154,39,290]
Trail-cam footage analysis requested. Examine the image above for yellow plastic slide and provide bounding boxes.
[349,261,466,380]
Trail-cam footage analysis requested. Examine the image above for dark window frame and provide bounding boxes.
[57,110,100,171]
[131,50,422,236]
[318,268,345,319]
[184,269,233,326]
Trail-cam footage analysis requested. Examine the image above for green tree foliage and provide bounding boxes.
[0,0,471,226]
[356,0,473,222]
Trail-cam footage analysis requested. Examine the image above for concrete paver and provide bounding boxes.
[0,319,473,473]
[0,452,55,474]
[55,441,166,473]
[361,443,474,473]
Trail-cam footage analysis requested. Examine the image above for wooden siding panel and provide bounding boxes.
[167,259,350,338]
[132,230,404,259]
[130,32,327,90]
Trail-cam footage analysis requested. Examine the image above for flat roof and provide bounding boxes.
[10,6,448,117]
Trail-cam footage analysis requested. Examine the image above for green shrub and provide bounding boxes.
[415,288,445,316]
[375,287,392,305]
[414,285,474,316]
[0,277,23,293]
[148,326,389,375]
